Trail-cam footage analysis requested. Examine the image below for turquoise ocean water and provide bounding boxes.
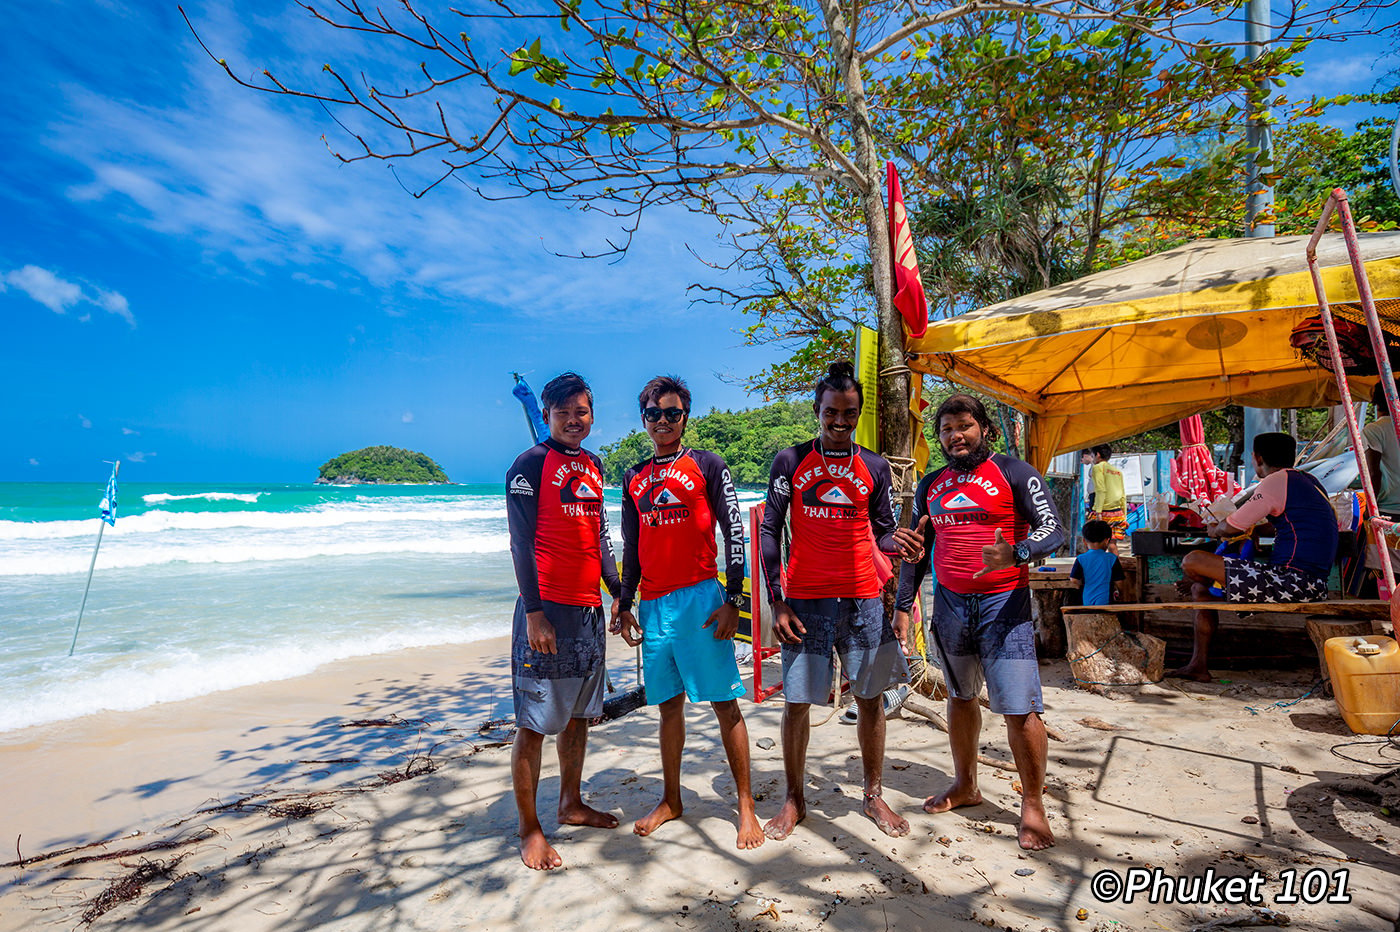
[0,482,602,734]
[0,480,764,735]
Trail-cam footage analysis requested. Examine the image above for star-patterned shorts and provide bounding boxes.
[1222,557,1328,603]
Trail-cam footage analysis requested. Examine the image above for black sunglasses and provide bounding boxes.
[643,406,686,423]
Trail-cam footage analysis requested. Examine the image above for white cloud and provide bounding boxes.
[39,7,725,326]
[125,451,155,463]
[401,411,414,423]
[6,265,82,313]
[94,289,135,327]
[78,414,92,429]
[28,458,39,467]
[1,264,135,326]
[121,427,139,435]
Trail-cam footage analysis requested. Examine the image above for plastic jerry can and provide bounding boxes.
[1325,635,1400,736]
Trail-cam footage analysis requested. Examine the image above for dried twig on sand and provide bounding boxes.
[80,856,185,925]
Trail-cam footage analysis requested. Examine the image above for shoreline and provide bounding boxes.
[0,636,521,855]
[4,645,1399,929]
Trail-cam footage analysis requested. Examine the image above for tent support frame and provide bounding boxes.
[1307,187,1398,623]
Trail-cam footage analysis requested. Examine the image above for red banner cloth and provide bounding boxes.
[1169,415,1237,505]
[887,162,928,339]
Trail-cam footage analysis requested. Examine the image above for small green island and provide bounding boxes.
[316,446,450,485]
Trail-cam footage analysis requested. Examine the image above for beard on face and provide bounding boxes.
[944,434,992,472]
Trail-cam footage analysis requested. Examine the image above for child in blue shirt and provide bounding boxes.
[1071,520,1127,606]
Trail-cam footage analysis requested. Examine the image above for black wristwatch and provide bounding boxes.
[1013,541,1033,566]
[727,591,746,609]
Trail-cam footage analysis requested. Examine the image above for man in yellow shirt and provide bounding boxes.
[1087,444,1126,554]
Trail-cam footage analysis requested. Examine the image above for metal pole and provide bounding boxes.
[69,520,106,656]
[1240,0,1278,480]
[1306,190,1397,614]
[1244,0,1275,238]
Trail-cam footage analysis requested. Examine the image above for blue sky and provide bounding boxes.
[2,2,1397,484]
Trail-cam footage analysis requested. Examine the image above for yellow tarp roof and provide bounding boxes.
[906,233,1400,472]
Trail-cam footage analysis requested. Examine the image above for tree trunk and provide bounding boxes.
[818,0,914,516]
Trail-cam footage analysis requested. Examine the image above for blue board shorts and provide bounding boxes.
[639,578,746,705]
[930,586,1042,715]
[511,597,607,735]
[780,596,907,705]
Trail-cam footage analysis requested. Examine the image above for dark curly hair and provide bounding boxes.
[814,361,863,408]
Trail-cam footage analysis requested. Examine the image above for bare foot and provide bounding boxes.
[735,808,765,849]
[519,828,562,870]
[1167,665,1213,683]
[763,796,806,840]
[558,801,619,829]
[862,793,910,838]
[1018,797,1056,850]
[923,781,982,814]
[633,798,682,837]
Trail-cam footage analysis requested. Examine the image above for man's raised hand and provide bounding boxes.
[974,526,1016,578]
[893,515,930,563]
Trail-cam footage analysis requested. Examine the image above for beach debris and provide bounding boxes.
[756,737,776,750]
[1014,868,1036,876]
[299,758,360,765]
[1077,716,1127,731]
[3,828,215,870]
[1076,908,1089,921]
[755,902,781,921]
[477,718,513,733]
[936,836,952,846]
[266,796,337,819]
[80,856,186,924]
[340,715,428,728]
[374,754,437,787]
[1241,816,1259,824]
[1186,907,1291,930]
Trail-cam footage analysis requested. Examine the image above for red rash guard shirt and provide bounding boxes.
[759,441,898,601]
[896,453,1065,604]
[618,448,746,607]
[506,438,621,611]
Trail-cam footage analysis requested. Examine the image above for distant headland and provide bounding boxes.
[316,446,450,485]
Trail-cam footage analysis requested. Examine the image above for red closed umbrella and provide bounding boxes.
[1170,415,1236,505]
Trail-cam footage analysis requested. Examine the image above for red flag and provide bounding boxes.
[886,161,928,339]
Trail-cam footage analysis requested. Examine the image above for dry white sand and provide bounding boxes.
[2,638,1398,931]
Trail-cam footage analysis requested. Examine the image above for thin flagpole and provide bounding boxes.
[69,460,119,656]
[69,520,107,656]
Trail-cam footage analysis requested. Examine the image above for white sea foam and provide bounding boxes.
[142,491,264,504]
[0,503,508,541]
[0,624,509,733]
[0,532,514,576]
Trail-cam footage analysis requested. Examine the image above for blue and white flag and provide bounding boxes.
[99,463,119,526]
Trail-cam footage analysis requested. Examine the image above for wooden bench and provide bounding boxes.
[1061,600,1390,690]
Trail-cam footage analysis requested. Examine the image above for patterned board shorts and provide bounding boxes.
[929,586,1043,715]
[779,596,908,705]
[511,598,607,735]
[1089,507,1128,541]
[1222,557,1329,603]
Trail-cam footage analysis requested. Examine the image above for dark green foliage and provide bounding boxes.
[600,402,817,486]
[317,446,449,484]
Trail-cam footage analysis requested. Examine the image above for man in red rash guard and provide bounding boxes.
[505,372,622,871]
[759,361,921,841]
[612,375,763,850]
[893,394,1065,851]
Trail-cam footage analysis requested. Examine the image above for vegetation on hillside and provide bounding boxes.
[317,446,449,484]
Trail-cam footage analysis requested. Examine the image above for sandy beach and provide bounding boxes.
[2,639,1398,931]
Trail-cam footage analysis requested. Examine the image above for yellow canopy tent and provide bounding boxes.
[905,233,1400,472]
